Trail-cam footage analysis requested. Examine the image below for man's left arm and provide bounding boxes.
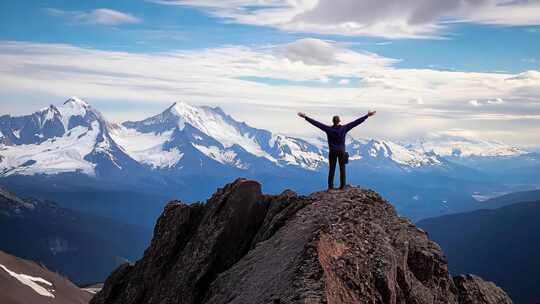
[344,111,376,132]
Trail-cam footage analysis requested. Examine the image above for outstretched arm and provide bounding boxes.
[343,110,376,132]
[298,112,330,132]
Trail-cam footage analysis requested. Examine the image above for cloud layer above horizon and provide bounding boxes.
[1,38,539,146]
[153,0,540,38]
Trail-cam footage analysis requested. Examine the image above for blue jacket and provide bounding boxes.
[305,115,369,152]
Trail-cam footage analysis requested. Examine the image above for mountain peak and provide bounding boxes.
[63,96,90,108]
[169,101,206,119]
[91,179,512,304]
[166,101,228,119]
[170,100,189,107]
[39,103,59,112]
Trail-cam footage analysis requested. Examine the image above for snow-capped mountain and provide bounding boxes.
[348,138,443,168]
[2,97,511,179]
[112,100,449,172]
[409,129,524,158]
[0,97,141,177]
[115,101,326,172]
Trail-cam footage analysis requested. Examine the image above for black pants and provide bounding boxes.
[328,149,346,189]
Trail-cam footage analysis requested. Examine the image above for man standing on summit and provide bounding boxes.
[298,110,376,190]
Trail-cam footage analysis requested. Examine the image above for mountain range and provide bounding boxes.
[0,97,524,177]
[1,97,538,223]
[417,191,540,304]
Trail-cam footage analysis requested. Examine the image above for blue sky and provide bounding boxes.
[1,0,539,146]
[1,1,538,72]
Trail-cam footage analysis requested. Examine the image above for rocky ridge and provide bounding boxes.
[91,179,512,304]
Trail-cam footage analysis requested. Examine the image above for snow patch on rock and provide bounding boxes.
[0,264,55,298]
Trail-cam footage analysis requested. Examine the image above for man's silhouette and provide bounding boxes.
[298,110,376,190]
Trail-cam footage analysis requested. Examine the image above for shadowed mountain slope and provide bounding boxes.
[417,200,540,304]
[0,187,152,284]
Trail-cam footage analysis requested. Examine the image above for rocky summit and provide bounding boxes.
[90,179,512,304]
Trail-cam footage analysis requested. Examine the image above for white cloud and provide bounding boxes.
[47,8,140,25]
[319,76,330,83]
[338,79,350,85]
[487,97,504,104]
[282,38,396,68]
[469,98,505,106]
[0,39,539,145]
[435,128,481,139]
[408,97,424,105]
[283,38,339,65]
[469,99,482,107]
[152,0,540,38]
[506,70,540,81]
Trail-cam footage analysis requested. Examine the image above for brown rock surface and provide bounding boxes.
[0,250,92,304]
[453,274,513,304]
[91,179,513,304]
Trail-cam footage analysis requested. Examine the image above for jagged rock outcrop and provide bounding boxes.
[91,179,513,304]
[453,275,513,304]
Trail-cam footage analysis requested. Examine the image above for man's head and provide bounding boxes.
[332,115,341,126]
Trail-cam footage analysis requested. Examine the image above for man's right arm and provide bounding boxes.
[304,116,330,132]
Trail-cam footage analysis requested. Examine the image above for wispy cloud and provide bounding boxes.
[152,0,540,39]
[46,8,140,26]
[0,39,539,144]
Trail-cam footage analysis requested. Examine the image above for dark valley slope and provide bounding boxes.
[473,189,540,209]
[0,187,152,285]
[1,173,175,227]
[417,200,540,304]
[91,179,512,304]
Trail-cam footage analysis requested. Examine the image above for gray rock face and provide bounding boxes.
[91,179,513,304]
